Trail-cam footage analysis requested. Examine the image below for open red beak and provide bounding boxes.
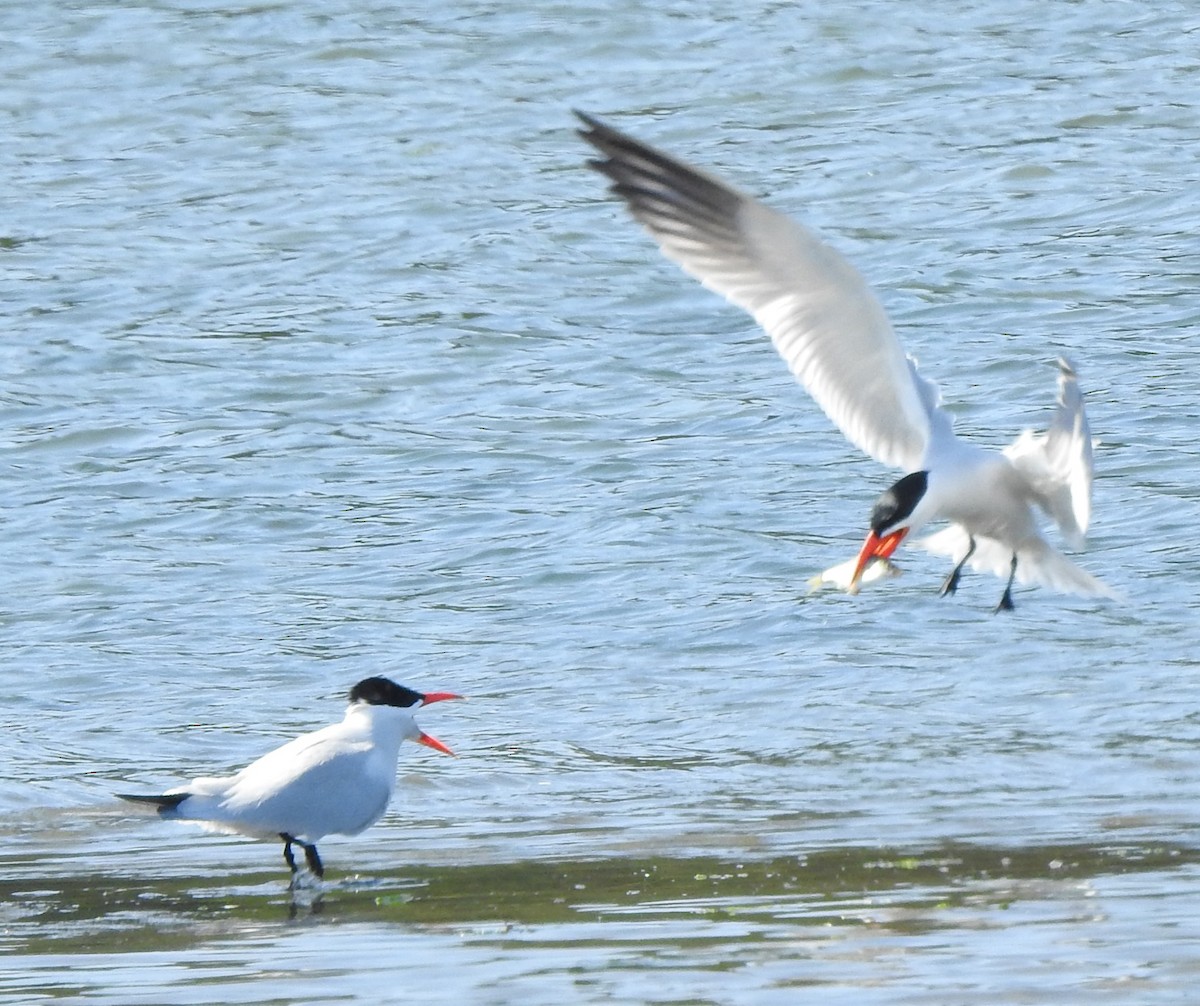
[416,692,461,755]
[848,528,908,594]
[418,732,455,756]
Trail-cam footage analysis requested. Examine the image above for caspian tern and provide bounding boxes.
[117,677,460,879]
[577,111,1113,611]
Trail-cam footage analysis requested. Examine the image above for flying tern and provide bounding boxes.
[118,676,460,879]
[577,111,1113,611]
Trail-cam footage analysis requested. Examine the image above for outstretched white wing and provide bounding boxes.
[578,111,942,472]
[1003,357,1093,549]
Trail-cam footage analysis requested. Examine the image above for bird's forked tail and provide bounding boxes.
[116,792,190,816]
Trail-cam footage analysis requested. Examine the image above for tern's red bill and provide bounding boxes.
[417,692,460,755]
[421,692,463,705]
[418,732,455,756]
[848,528,908,594]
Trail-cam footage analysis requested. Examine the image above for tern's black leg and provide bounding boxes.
[299,840,325,879]
[281,833,299,874]
[994,554,1018,613]
[939,536,977,597]
[281,833,324,881]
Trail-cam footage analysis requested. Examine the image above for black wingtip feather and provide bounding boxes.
[576,110,745,241]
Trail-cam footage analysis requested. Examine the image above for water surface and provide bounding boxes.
[2,1,1199,1002]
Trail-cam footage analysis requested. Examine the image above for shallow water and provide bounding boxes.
[3,1,1200,1002]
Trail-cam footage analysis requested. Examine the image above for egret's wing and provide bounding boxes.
[1003,357,1093,549]
[578,111,937,471]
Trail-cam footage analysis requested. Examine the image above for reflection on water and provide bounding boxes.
[5,843,1199,1003]
[2,842,1192,953]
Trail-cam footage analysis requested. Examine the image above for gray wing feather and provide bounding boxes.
[578,111,935,471]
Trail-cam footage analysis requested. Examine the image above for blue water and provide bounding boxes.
[3,2,1199,1002]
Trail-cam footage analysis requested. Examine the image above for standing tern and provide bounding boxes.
[576,111,1113,611]
[118,677,460,879]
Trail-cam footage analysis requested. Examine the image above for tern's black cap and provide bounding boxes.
[348,677,424,708]
[869,471,928,533]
